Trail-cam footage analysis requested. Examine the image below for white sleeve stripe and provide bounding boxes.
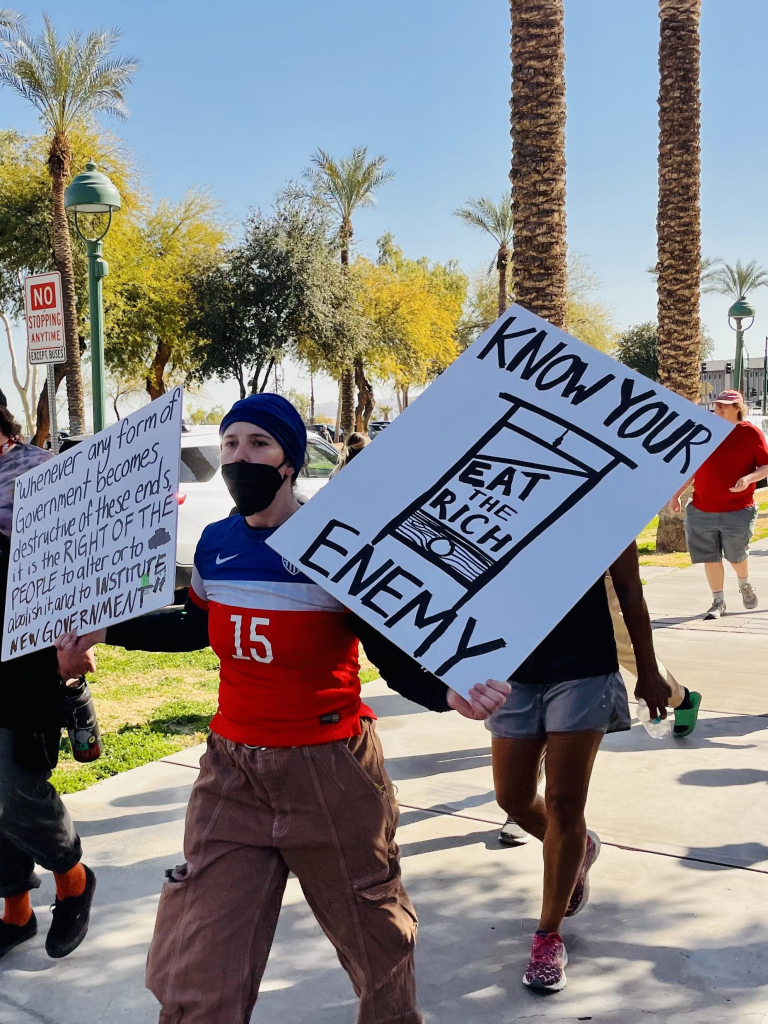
[200,579,345,613]
[191,565,208,602]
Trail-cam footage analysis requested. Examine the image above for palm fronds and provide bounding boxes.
[0,13,140,133]
[303,145,394,226]
[454,193,513,274]
[702,259,768,301]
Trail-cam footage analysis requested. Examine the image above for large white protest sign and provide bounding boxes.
[270,305,731,696]
[2,387,183,661]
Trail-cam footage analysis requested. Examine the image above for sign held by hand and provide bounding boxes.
[2,387,183,661]
[269,305,731,696]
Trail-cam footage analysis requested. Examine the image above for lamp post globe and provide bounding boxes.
[727,297,756,395]
[64,161,121,434]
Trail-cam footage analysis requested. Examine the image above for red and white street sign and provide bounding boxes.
[24,271,66,365]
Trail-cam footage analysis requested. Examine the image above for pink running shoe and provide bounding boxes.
[523,931,568,991]
[565,828,601,917]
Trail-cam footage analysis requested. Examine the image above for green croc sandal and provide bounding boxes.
[674,691,702,738]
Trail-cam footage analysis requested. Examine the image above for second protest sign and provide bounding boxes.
[2,387,183,661]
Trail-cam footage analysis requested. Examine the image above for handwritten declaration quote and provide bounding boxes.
[270,305,732,696]
[2,388,183,661]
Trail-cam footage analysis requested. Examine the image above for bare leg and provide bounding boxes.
[728,558,749,581]
[704,561,725,593]
[492,730,604,935]
[538,731,603,933]
[492,737,548,841]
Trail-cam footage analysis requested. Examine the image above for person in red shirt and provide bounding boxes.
[57,393,510,1024]
[670,390,768,619]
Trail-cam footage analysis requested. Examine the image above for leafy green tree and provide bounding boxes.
[454,193,513,318]
[702,259,768,301]
[615,322,660,380]
[354,236,467,420]
[284,389,311,423]
[104,189,227,399]
[300,146,394,435]
[189,201,361,403]
[564,253,616,353]
[457,252,615,354]
[0,14,139,433]
[188,405,225,425]
[0,125,145,441]
[616,320,714,382]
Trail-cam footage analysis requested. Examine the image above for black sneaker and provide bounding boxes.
[45,865,96,959]
[0,914,37,959]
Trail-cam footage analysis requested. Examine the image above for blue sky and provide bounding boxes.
[2,0,766,413]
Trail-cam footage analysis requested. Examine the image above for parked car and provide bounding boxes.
[50,425,340,595]
[307,423,333,443]
[175,426,339,589]
[368,420,389,439]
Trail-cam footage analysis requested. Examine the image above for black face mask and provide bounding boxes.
[222,462,287,516]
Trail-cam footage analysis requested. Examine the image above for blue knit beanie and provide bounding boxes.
[220,394,307,474]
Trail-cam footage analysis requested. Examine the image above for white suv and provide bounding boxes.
[175,426,339,589]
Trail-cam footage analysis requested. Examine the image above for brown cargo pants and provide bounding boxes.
[146,719,422,1024]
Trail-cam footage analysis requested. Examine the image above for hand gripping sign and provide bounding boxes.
[269,306,731,696]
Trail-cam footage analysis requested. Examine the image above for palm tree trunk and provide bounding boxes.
[339,229,356,435]
[509,0,567,328]
[48,132,85,435]
[655,0,702,554]
[497,245,510,318]
[340,367,356,437]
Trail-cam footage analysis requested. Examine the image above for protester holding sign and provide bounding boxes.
[670,390,768,619]
[58,393,509,1024]
[489,541,670,992]
[0,407,97,962]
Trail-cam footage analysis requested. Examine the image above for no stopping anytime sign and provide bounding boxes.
[24,271,66,365]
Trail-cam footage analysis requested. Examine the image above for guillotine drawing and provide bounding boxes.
[373,392,638,607]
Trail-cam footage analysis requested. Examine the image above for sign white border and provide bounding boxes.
[269,305,731,695]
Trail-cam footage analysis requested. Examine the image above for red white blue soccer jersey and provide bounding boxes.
[189,515,373,746]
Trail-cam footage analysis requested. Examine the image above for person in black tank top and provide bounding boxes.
[490,542,672,992]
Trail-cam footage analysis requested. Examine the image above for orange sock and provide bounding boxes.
[2,892,32,927]
[53,864,86,901]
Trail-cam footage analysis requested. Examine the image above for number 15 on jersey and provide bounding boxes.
[230,614,273,664]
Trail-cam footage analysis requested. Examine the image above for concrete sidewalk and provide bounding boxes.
[1,544,766,1023]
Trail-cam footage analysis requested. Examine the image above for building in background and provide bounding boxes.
[701,358,766,412]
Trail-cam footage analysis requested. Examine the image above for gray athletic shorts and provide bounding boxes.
[685,503,758,564]
[486,672,631,740]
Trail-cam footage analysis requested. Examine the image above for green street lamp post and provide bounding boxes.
[727,297,756,395]
[64,161,121,434]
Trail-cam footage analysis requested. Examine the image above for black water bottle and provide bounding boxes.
[61,678,102,763]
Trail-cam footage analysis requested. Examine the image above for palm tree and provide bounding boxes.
[303,146,393,434]
[655,0,702,553]
[454,193,513,318]
[702,259,768,301]
[0,8,25,31]
[0,15,138,436]
[656,0,702,404]
[508,0,567,328]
